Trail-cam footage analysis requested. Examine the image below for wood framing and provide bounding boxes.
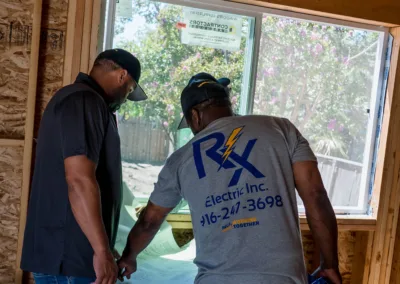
[166,214,377,231]
[14,0,44,283]
[0,139,25,147]
[63,0,85,85]
[367,27,400,284]
[7,0,400,283]
[63,0,102,86]
[228,0,400,27]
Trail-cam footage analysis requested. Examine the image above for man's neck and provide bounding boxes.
[89,70,112,98]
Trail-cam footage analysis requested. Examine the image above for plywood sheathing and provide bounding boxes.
[0,147,23,284]
[0,0,34,139]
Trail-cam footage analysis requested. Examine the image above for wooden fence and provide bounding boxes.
[118,117,170,164]
[297,154,363,207]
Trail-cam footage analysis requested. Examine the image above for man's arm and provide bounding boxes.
[65,156,117,283]
[118,201,174,279]
[59,93,117,284]
[293,161,341,283]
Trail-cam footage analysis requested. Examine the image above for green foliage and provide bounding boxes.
[116,3,247,148]
[254,16,380,162]
[115,1,380,162]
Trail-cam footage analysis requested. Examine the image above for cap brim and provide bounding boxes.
[217,78,230,86]
[177,116,188,130]
[127,83,147,101]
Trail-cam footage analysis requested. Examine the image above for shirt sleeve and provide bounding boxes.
[149,160,182,209]
[57,92,108,164]
[284,118,317,164]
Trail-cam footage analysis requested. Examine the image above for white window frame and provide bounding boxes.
[103,0,389,215]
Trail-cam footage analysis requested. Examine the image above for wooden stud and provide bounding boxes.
[363,232,375,284]
[0,139,25,147]
[351,232,371,283]
[64,0,101,83]
[228,0,399,27]
[63,0,77,85]
[368,27,400,284]
[166,214,377,231]
[89,0,102,68]
[390,210,400,283]
[71,0,86,83]
[63,0,86,85]
[80,0,94,74]
[14,0,43,283]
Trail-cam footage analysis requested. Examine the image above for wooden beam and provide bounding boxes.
[63,0,101,85]
[363,232,375,284]
[351,232,374,284]
[89,0,102,68]
[80,0,94,74]
[390,211,400,283]
[166,214,377,231]
[63,0,86,85]
[368,27,400,284]
[0,139,25,147]
[14,0,43,283]
[228,0,400,27]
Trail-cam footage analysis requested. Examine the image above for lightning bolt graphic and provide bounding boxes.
[219,126,244,170]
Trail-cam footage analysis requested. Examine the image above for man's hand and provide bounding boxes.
[93,250,118,284]
[117,252,138,281]
[112,248,121,260]
[116,202,174,281]
[320,268,342,284]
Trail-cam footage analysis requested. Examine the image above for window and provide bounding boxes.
[253,15,386,213]
[107,0,256,213]
[104,0,387,215]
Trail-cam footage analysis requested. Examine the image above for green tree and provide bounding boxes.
[254,16,379,162]
[114,1,380,163]
[115,3,248,149]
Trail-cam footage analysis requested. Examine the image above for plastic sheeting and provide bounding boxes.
[115,187,197,283]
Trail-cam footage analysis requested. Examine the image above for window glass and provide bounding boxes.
[113,0,256,210]
[254,15,384,211]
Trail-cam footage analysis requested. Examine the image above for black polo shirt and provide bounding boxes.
[21,73,122,278]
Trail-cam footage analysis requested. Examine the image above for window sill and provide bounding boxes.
[166,214,376,231]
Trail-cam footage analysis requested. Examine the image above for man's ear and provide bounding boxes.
[118,69,128,84]
[191,109,199,127]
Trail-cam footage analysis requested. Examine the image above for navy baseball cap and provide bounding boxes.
[178,72,231,130]
[95,49,147,101]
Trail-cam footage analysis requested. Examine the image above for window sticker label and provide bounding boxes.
[181,8,243,51]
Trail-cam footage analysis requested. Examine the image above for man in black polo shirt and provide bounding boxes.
[21,49,147,284]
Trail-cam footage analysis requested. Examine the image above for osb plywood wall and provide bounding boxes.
[0,147,23,284]
[0,0,33,283]
[0,0,34,139]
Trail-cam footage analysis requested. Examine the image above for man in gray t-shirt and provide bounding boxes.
[118,73,342,284]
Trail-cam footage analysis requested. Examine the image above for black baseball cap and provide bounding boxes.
[178,72,231,130]
[95,49,147,101]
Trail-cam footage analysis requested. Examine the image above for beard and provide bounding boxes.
[108,82,130,112]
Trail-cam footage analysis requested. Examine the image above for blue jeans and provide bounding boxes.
[33,273,96,284]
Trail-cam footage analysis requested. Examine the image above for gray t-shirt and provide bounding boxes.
[150,115,317,284]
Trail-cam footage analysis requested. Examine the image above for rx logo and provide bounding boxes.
[192,126,265,187]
